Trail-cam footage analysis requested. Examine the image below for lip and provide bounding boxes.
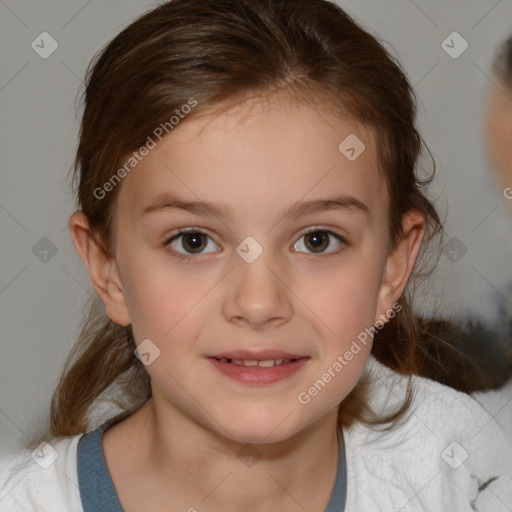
[210,349,306,360]
[207,351,310,385]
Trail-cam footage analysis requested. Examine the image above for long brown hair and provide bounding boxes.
[40,0,451,445]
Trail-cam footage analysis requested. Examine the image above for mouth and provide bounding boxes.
[211,357,304,367]
[207,351,310,385]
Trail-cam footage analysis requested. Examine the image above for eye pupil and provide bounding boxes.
[183,232,206,253]
[305,231,329,253]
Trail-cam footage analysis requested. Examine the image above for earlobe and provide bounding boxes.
[375,211,426,323]
[68,211,131,326]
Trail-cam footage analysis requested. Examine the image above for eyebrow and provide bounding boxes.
[141,194,370,221]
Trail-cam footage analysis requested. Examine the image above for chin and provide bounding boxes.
[215,407,310,446]
[226,425,297,446]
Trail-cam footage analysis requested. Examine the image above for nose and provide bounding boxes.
[222,249,293,330]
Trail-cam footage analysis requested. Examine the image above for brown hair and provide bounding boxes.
[43,0,449,443]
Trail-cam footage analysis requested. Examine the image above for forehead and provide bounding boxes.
[116,95,388,226]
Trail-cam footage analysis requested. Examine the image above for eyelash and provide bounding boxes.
[162,226,348,262]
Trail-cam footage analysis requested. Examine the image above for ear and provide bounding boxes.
[375,210,426,323]
[68,211,131,326]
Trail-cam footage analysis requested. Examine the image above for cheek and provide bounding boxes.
[306,255,382,323]
[295,276,376,413]
[308,283,376,335]
[290,263,382,387]
[123,255,210,343]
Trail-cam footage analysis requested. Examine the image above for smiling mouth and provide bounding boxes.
[212,357,304,367]
[207,355,310,385]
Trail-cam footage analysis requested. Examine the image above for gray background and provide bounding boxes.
[1,0,512,454]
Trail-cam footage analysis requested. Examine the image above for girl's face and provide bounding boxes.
[101,95,420,444]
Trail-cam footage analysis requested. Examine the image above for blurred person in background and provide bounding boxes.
[410,35,512,429]
[464,33,512,436]
[486,35,512,221]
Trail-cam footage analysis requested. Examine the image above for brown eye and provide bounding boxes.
[165,229,220,258]
[180,232,207,253]
[293,228,346,255]
[304,231,330,253]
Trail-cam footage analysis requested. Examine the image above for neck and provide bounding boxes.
[129,395,341,512]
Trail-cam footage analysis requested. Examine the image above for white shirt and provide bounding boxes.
[473,373,512,441]
[1,354,511,511]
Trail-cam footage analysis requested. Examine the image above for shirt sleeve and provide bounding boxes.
[0,435,84,512]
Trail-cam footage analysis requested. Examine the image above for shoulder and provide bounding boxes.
[343,355,512,511]
[472,377,512,440]
[0,434,84,512]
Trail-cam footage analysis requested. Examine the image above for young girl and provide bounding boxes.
[1,0,511,510]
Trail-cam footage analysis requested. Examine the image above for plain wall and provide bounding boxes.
[1,0,512,453]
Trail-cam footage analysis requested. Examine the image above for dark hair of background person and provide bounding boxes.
[493,34,512,87]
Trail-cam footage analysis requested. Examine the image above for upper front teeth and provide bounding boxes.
[219,358,290,366]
